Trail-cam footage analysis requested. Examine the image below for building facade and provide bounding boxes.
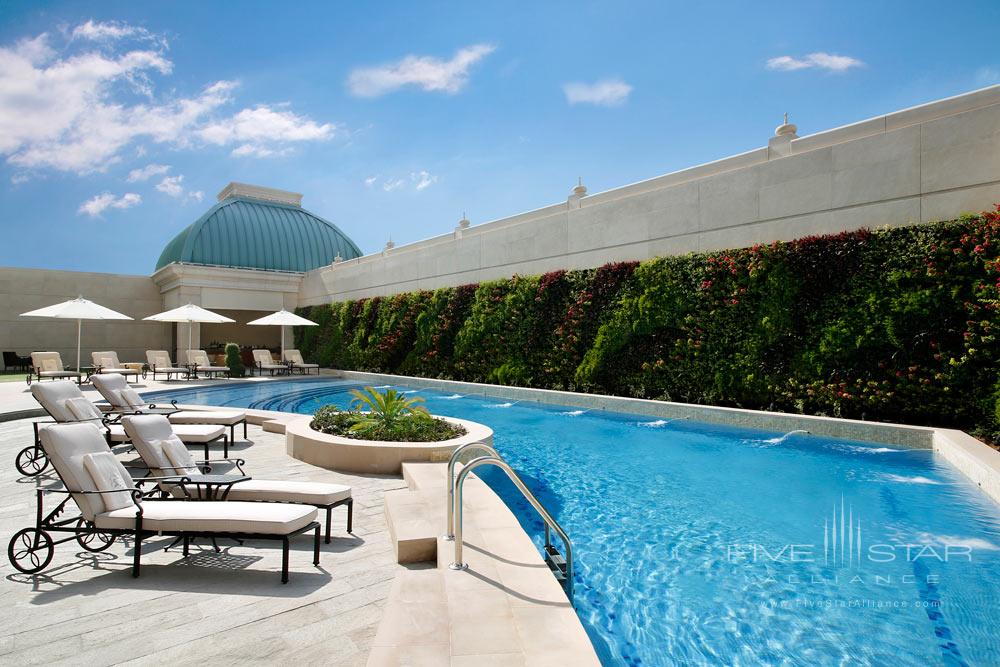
[1,85,998,366]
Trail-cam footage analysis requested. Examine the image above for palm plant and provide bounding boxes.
[348,387,430,434]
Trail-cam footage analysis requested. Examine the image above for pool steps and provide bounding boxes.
[371,461,599,664]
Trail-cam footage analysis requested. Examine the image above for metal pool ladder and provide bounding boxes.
[444,442,574,603]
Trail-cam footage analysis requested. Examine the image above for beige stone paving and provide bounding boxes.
[0,417,407,666]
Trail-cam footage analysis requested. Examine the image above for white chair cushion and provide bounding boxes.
[169,410,245,426]
[82,452,136,512]
[160,437,200,476]
[41,359,59,371]
[224,480,352,506]
[94,501,317,534]
[64,397,103,421]
[119,388,145,408]
[172,424,226,443]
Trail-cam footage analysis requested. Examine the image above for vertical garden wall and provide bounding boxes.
[297,208,1000,439]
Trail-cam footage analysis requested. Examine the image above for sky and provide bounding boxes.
[0,0,998,275]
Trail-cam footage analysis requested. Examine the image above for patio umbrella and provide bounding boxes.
[245,309,318,359]
[143,303,234,353]
[20,296,133,372]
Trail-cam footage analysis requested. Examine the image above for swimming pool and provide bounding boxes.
[146,379,1000,665]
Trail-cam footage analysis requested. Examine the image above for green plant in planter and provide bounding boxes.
[310,387,466,442]
[348,387,429,433]
[224,342,245,378]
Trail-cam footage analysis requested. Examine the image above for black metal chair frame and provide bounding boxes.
[26,365,83,386]
[4,352,31,374]
[8,484,321,583]
[146,363,190,381]
[255,361,289,377]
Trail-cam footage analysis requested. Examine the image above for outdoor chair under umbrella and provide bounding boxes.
[20,297,132,374]
[246,309,318,359]
[143,303,234,353]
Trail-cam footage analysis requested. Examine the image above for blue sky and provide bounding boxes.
[1,0,997,275]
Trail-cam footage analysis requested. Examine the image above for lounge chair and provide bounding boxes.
[123,414,353,542]
[6,422,320,583]
[91,351,141,382]
[253,349,287,376]
[185,349,230,378]
[145,350,190,381]
[16,381,228,476]
[28,352,82,385]
[90,373,248,452]
[283,349,319,375]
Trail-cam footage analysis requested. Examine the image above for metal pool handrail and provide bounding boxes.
[448,454,574,603]
[445,441,500,541]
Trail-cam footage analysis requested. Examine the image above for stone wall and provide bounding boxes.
[0,267,171,370]
[300,85,1000,304]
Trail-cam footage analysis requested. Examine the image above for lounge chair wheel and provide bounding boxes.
[74,519,116,552]
[15,446,49,476]
[8,528,54,574]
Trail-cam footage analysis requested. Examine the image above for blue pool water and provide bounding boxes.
[145,379,1000,666]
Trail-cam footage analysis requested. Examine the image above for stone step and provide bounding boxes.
[383,487,443,564]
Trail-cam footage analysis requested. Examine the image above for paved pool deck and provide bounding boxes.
[0,417,405,665]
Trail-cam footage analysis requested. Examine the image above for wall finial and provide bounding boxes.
[572,177,587,196]
[775,112,798,138]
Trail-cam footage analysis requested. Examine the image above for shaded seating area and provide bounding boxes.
[28,352,82,385]
[283,349,319,375]
[7,422,321,583]
[123,414,353,542]
[184,349,230,378]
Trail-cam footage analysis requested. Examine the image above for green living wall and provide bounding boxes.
[296,207,1000,440]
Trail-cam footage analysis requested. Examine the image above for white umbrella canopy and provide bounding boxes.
[144,303,235,353]
[246,309,317,358]
[20,296,133,372]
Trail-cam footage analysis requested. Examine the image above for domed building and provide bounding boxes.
[156,182,361,273]
[151,182,363,358]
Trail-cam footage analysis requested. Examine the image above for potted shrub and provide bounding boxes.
[225,342,245,378]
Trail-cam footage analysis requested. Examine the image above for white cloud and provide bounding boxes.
[767,52,864,72]
[562,78,632,106]
[364,175,378,187]
[156,174,185,197]
[77,191,141,217]
[382,178,406,192]
[0,25,336,174]
[348,43,495,97]
[188,190,204,203]
[71,20,158,44]
[200,106,335,156]
[412,170,436,191]
[126,163,170,182]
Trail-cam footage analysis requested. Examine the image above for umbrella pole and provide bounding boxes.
[281,326,285,360]
[76,319,81,374]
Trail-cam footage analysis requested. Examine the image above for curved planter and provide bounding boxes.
[285,414,493,474]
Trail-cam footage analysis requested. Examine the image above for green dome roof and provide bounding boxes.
[155,195,362,272]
